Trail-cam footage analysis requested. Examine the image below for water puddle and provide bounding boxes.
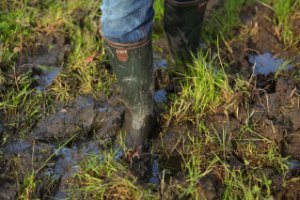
[154,89,167,103]
[4,141,32,154]
[148,156,160,185]
[154,54,168,70]
[33,65,60,91]
[148,154,184,185]
[248,52,293,76]
[287,159,300,174]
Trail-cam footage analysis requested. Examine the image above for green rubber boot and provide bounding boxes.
[164,0,208,73]
[104,39,155,150]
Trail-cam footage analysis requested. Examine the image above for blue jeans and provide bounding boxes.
[100,0,193,44]
[100,0,154,44]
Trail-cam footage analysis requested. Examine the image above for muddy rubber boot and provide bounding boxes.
[164,0,208,73]
[104,39,155,150]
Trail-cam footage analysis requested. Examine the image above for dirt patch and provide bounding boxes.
[282,134,300,160]
[17,32,71,70]
[0,94,126,199]
[31,95,123,142]
[151,2,300,199]
[197,174,224,200]
[282,179,300,200]
[225,3,300,79]
[1,1,300,199]
[0,141,56,199]
[0,139,112,199]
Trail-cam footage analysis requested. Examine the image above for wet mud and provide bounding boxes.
[154,73,300,199]
[152,2,300,199]
[1,1,300,199]
[6,32,71,92]
[225,3,300,79]
[0,95,125,199]
[31,96,123,142]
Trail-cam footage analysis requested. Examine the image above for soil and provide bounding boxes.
[31,95,124,142]
[154,2,300,199]
[1,1,300,200]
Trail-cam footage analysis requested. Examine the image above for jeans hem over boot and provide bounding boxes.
[100,0,154,44]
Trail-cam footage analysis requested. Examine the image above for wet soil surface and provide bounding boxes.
[0,95,125,199]
[1,1,300,200]
[153,2,300,199]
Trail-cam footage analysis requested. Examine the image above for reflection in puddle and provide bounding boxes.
[4,141,32,154]
[248,52,293,75]
[287,159,300,172]
[34,65,60,91]
[149,156,160,185]
[154,55,168,70]
[154,89,167,103]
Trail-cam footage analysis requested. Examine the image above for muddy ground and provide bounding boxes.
[1,1,300,200]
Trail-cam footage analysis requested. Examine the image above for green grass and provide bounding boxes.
[153,0,164,39]
[202,0,256,45]
[273,0,299,46]
[17,135,77,199]
[0,0,299,199]
[186,50,232,114]
[0,0,113,133]
[72,149,156,200]
[164,49,232,126]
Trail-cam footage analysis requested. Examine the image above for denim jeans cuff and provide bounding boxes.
[100,32,151,49]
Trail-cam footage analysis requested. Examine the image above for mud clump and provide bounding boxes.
[282,179,300,200]
[282,134,300,160]
[92,108,124,140]
[0,95,125,199]
[155,124,200,155]
[0,141,55,200]
[0,139,109,199]
[286,112,300,131]
[17,32,71,73]
[197,174,224,200]
[31,96,123,142]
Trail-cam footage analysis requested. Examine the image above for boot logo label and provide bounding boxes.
[116,49,128,62]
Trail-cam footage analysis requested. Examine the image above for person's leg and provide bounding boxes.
[100,0,155,149]
[101,0,154,44]
[164,0,208,73]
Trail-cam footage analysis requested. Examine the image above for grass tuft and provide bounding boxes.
[72,149,156,200]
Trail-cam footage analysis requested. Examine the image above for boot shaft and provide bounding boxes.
[104,40,154,111]
[103,39,155,148]
[164,0,208,73]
